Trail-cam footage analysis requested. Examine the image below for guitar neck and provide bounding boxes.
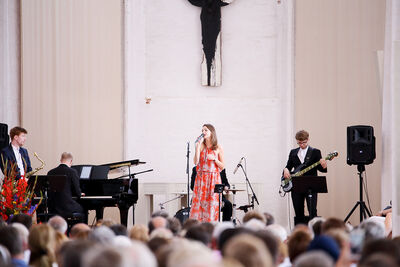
[292,155,329,177]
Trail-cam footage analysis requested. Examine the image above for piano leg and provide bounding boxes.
[118,204,135,227]
[119,208,128,227]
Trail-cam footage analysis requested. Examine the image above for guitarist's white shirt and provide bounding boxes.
[297,146,309,164]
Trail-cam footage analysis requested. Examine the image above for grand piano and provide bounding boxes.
[73,159,146,226]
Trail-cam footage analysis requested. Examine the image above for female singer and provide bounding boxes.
[190,124,224,222]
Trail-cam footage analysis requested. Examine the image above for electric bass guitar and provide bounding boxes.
[280,151,338,193]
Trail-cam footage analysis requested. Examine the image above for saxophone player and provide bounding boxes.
[0,126,32,180]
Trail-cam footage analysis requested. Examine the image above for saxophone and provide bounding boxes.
[25,152,45,178]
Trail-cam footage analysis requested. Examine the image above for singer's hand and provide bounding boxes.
[283,168,291,179]
[207,153,216,161]
[196,138,204,149]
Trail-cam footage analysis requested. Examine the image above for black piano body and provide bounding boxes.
[73,159,144,226]
[78,178,138,226]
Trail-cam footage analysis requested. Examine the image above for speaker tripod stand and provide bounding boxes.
[344,165,372,223]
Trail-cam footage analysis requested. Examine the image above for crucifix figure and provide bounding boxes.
[188,0,234,87]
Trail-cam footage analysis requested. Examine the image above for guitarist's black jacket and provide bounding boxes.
[285,146,327,176]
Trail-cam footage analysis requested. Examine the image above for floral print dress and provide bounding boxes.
[190,147,221,222]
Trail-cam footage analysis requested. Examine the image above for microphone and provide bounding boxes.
[195,133,204,143]
[233,157,244,174]
[237,204,253,212]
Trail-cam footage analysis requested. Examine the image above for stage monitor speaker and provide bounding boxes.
[347,125,376,165]
[0,123,9,151]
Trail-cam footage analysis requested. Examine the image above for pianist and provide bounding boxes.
[47,152,84,219]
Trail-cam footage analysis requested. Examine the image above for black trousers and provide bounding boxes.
[221,196,233,222]
[292,191,317,225]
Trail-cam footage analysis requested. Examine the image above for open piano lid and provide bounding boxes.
[100,159,146,170]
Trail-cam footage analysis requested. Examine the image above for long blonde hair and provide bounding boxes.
[29,224,56,267]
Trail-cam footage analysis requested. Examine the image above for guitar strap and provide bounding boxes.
[303,146,313,167]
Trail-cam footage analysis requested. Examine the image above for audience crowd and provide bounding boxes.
[0,208,396,267]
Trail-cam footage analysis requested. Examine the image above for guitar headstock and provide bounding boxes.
[326,151,338,161]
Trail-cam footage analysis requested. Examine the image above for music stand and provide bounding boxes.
[214,184,225,222]
[28,175,67,222]
[292,176,327,220]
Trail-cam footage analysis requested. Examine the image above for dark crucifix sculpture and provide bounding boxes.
[188,0,234,87]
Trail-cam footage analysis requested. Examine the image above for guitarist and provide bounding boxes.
[283,130,327,225]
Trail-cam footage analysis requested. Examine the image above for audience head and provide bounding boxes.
[88,226,115,245]
[182,218,200,232]
[167,239,219,267]
[11,223,29,251]
[149,216,168,234]
[219,227,253,253]
[308,217,325,237]
[0,244,11,267]
[293,251,334,267]
[29,224,57,267]
[211,221,234,250]
[263,212,275,226]
[110,224,128,236]
[83,246,123,267]
[167,217,182,236]
[307,235,340,262]
[242,210,266,224]
[9,213,33,229]
[324,228,349,249]
[287,228,313,262]
[265,224,288,242]
[149,228,173,240]
[321,217,347,234]
[185,224,212,246]
[358,253,398,267]
[48,215,68,234]
[95,219,116,227]
[151,210,169,219]
[122,241,158,267]
[359,220,385,243]
[255,230,280,265]
[148,237,171,254]
[212,221,234,239]
[0,226,23,258]
[57,240,94,267]
[223,233,273,267]
[129,224,149,243]
[69,223,91,240]
[359,239,400,266]
[83,240,157,267]
[244,218,266,231]
[113,235,134,248]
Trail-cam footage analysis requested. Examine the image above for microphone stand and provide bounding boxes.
[159,195,185,210]
[186,142,190,207]
[239,164,259,209]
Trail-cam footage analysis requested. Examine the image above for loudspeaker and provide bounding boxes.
[0,123,9,151]
[347,125,376,165]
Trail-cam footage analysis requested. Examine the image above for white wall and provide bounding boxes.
[382,0,400,236]
[125,0,294,226]
[295,0,386,223]
[0,0,20,126]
